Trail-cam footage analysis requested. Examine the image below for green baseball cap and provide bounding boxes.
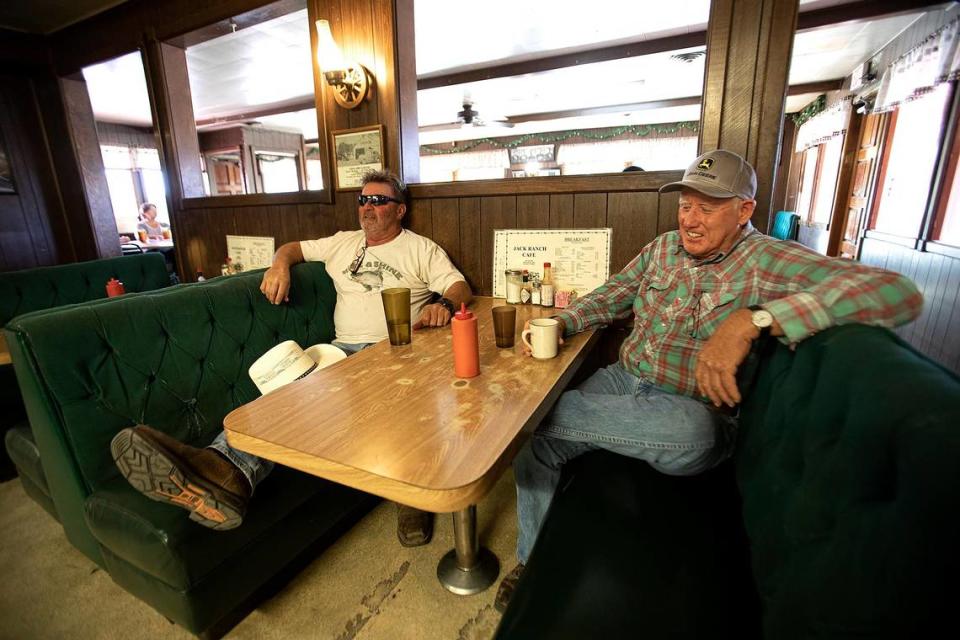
[659,149,757,200]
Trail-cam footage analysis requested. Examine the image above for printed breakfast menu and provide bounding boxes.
[492,229,612,298]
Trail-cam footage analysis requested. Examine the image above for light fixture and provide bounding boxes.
[315,19,372,110]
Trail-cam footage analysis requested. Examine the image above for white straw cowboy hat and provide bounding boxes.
[248,340,346,395]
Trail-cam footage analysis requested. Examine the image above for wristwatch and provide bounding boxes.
[748,305,774,338]
[437,297,457,315]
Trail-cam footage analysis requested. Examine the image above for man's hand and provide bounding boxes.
[694,308,758,408]
[520,317,565,357]
[260,265,291,305]
[413,303,451,329]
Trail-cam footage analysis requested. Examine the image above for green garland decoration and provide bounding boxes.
[791,94,827,127]
[420,121,699,155]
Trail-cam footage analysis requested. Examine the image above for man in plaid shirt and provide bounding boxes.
[494,149,923,612]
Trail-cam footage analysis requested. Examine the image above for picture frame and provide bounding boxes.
[331,124,385,190]
[508,144,555,165]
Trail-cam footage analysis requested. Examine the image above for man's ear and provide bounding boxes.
[397,203,407,220]
[738,199,755,226]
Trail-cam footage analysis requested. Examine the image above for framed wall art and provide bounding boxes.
[331,124,384,190]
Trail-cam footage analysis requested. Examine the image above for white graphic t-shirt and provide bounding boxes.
[300,229,466,344]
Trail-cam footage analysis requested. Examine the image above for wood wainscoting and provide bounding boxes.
[406,171,682,296]
[861,237,960,373]
[173,171,683,291]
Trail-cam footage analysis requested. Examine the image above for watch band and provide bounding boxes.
[438,297,456,315]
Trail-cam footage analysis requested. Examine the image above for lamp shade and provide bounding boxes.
[315,19,345,71]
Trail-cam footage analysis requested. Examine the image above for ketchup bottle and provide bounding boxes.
[105,278,126,297]
[451,303,480,378]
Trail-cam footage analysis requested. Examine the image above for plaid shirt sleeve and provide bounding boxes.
[555,237,658,336]
[759,240,923,343]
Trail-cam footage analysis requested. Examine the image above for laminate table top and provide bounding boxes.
[223,297,598,512]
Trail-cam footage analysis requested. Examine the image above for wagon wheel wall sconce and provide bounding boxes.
[315,19,372,110]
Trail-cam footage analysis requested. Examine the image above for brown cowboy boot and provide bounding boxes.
[396,503,433,547]
[494,563,525,613]
[111,425,251,531]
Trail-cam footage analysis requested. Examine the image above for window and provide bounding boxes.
[100,144,170,235]
[871,83,953,238]
[256,152,301,193]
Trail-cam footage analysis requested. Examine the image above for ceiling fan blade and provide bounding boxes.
[418,121,464,132]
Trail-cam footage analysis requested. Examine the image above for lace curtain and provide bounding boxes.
[875,17,960,112]
[795,97,852,152]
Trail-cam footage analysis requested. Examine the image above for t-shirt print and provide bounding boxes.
[346,251,406,291]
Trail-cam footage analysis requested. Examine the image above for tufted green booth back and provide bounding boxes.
[0,253,170,327]
[736,324,960,638]
[5,263,336,563]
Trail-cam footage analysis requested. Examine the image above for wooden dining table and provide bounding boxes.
[223,297,599,595]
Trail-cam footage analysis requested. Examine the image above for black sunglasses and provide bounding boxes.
[358,194,402,207]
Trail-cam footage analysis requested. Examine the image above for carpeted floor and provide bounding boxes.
[0,470,520,640]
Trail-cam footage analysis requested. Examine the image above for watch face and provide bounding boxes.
[752,309,774,329]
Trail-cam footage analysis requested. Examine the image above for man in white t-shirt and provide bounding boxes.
[112,170,471,548]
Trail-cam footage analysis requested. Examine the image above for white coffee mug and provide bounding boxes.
[522,318,560,359]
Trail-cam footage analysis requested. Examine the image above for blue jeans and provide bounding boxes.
[208,340,373,491]
[514,362,737,564]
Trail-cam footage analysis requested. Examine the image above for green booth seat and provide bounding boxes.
[5,263,377,637]
[496,325,960,639]
[1,253,171,491]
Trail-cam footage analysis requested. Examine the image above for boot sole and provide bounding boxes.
[111,429,244,531]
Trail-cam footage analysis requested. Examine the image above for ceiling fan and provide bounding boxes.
[419,95,515,132]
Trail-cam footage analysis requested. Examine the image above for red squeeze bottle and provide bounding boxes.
[105,278,126,297]
[451,303,480,378]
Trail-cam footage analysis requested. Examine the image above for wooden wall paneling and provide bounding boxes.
[700,0,797,234]
[770,117,797,213]
[333,192,358,232]
[931,257,960,369]
[657,191,680,235]
[917,252,949,352]
[573,193,607,228]
[371,0,403,175]
[549,194,574,228]
[305,0,334,206]
[338,0,378,131]
[429,198,461,268]
[57,75,121,260]
[0,75,64,270]
[458,197,482,294]
[391,0,420,183]
[516,194,549,229]
[480,196,517,295]
[405,198,433,238]
[607,192,658,272]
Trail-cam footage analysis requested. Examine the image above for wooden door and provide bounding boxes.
[210,159,245,195]
[830,113,885,259]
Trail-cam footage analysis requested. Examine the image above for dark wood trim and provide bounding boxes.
[394,0,421,183]
[927,81,960,243]
[505,97,702,124]
[806,145,826,225]
[0,28,50,69]
[409,170,683,199]
[182,190,334,209]
[788,80,845,96]
[305,0,334,204]
[165,0,306,49]
[795,0,946,32]
[195,96,317,127]
[867,109,899,232]
[417,32,706,91]
[826,108,863,256]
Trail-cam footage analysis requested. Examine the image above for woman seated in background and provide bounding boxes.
[137,203,170,241]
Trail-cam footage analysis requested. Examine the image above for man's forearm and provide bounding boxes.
[273,241,305,269]
[441,280,472,309]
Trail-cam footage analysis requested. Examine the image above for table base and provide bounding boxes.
[437,505,500,595]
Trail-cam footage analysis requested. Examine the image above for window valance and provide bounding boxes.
[875,17,960,112]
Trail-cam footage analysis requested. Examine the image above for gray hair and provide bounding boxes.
[140,202,156,214]
[361,169,407,203]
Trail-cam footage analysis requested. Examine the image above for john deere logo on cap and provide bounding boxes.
[697,158,715,170]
